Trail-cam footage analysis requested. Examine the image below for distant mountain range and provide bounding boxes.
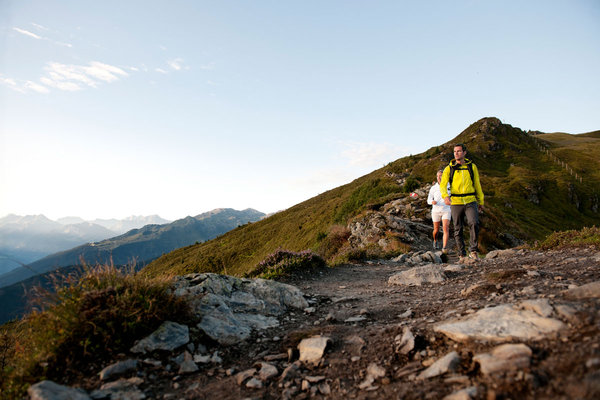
[0,214,170,275]
[0,208,265,291]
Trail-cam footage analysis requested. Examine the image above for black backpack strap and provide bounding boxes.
[448,161,476,196]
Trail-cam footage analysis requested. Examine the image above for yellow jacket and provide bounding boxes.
[440,159,484,206]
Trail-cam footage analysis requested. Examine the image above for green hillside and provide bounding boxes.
[143,118,600,278]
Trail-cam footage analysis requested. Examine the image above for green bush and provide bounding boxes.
[246,249,326,279]
[535,226,600,250]
[403,175,420,192]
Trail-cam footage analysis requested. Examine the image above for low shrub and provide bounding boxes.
[535,226,600,250]
[1,265,192,398]
[246,249,326,279]
[317,225,351,261]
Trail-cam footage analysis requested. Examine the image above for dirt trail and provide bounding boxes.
[165,247,600,399]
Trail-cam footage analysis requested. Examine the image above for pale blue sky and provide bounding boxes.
[1,0,599,220]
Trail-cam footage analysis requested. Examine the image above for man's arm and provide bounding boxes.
[440,167,451,205]
[472,164,484,206]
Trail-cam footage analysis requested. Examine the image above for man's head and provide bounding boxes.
[453,143,467,163]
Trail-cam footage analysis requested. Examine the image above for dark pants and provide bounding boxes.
[451,202,479,256]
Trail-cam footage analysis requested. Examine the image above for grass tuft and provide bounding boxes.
[245,249,326,280]
[534,226,600,250]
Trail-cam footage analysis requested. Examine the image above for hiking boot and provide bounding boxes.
[433,241,438,250]
[442,247,448,255]
[468,251,478,260]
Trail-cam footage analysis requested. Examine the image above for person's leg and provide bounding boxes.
[451,205,466,256]
[465,202,480,253]
[441,218,450,250]
[432,221,440,247]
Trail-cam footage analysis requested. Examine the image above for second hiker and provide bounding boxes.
[440,143,484,261]
[427,170,451,253]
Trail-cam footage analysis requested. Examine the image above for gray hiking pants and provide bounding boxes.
[451,201,480,256]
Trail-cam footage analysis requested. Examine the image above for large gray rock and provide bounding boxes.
[435,304,565,342]
[564,281,600,299]
[173,273,308,345]
[388,264,445,286]
[28,380,90,400]
[130,321,189,354]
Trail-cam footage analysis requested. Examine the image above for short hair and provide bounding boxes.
[453,143,467,152]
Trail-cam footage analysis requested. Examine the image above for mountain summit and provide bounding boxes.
[143,118,600,279]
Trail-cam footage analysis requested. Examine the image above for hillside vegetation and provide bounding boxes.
[143,118,600,278]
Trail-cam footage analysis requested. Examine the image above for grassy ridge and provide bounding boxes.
[144,118,600,278]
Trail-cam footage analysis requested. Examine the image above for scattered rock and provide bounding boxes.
[564,281,600,299]
[298,336,331,364]
[435,303,566,342]
[91,378,145,400]
[246,377,263,389]
[177,351,199,374]
[98,359,138,381]
[388,264,445,286]
[394,327,415,354]
[130,321,189,354]
[257,362,278,381]
[519,298,553,317]
[486,249,517,259]
[473,343,532,375]
[28,380,90,400]
[235,368,256,385]
[443,386,478,400]
[418,351,461,379]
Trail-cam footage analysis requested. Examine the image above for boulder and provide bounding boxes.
[434,304,565,342]
[388,264,445,286]
[130,321,189,354]
[28,381,90,400]
[564,281,600,299]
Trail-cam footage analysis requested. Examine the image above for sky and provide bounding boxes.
[1,0,599,221]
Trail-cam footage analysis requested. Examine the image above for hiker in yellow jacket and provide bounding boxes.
[440,143,484,261]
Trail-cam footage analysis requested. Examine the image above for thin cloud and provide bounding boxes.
[30,22,49,31]
[340,141,410,168]
[13,25,72,48]
[40,61,129,91]
[0,76,25,93]
[167,58,187,71]
[13,27,42,39]
[155,68,168,74]
[25,81,50,94]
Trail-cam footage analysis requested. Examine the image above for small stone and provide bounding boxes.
[395,327,415,354]
[99,359,138,381]
[280,362,300,381]
[565,281,600,298]
[367,363,386,379]
[257,362,279,381]
[304,307,316,314]
[443,386,478,400]
[246,377,263,389]
[317,382,331,395]
[473,343,532,375]
[298,336,331,364]
[235,368,256,385]
[301,380,311,391]
[418,351,461,379]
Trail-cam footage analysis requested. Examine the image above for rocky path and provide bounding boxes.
[29,247,600,400]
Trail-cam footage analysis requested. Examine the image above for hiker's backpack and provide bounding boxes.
[448,160,475,197]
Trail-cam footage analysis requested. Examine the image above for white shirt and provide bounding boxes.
[427,182,451,213]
